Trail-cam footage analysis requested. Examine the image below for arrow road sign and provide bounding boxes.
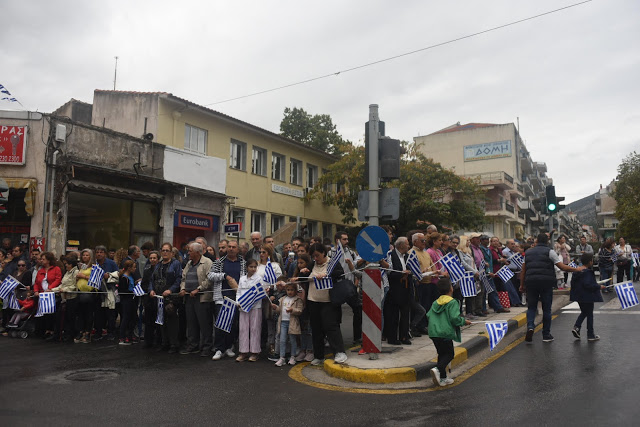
[356,225,389,262]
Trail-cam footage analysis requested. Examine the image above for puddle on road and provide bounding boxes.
[41,368,120,384]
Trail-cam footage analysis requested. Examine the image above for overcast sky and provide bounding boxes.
[2,0,638,204]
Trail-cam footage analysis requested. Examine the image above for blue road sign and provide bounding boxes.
[356,225,389,262]
[224,223,241,233]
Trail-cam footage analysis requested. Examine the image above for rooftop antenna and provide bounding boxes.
[113,56,119,90]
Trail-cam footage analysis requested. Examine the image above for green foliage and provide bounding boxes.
[613,151,640,242]
[280,107,348,156]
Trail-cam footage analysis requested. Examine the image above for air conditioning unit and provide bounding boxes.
[55,124,66,143]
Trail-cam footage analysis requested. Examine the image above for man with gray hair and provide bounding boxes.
[245,231,262,262]
[196,236,215,261]
[426,224,438,234]
[384,236,414,345]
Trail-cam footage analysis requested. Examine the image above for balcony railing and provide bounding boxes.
[505,202,515,213]
[465,171,514,189]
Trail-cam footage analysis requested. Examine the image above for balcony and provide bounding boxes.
[466,171,514,190]
[485,201,516,219]
[518,211,526,220]
[520,151,534,173]
[505,202,515,213]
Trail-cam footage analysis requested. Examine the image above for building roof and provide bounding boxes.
[429,122,501,135]
[93,90,337,160]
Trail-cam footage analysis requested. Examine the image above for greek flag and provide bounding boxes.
[614,282,639,310]
[610,251,617,263]
[155,297,164,325]
[460,271,477,297]
[486,321,509,351]
[406,249,423,280]
[480,271,495,293]
[632,253,640,268]
[508,253,524,270]
[313,276,334,290]
[496,266,514,283]
[263,260,278,285]
[215,297,237,333]
[7,292,21,310]
[327,241,343,275]
[88,265,104,290]
[478,258,487,273]
[0,275,20,300]
[237,283,267,312]
[35,292,56,317]
[133,283,145,297]
[569,262,578,268]
[440,252,465,283]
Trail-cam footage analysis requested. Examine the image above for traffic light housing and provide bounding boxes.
[556,196,566,211]
[545,185,557,213]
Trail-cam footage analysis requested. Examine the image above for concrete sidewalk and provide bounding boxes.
[324,294,570,384]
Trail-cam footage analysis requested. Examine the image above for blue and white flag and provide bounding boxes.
[35,292,56,317]
[569,262,578,268]
[459,271,477,298]
[7,292,21,310]
[313,276,334,290]
[215,297,237,333]
[508,253,524,270]
[0,275,20,300]
[327,241,343,276]
[155,297,164,325]
[88,265,105,290]
[406,249,423,280]
[486,321,508,351]
[133,283,145,297]
[480,271,495,293]
[632,253,640,268]
[496,266,514,283]
[610,251,617,263]
[263,259,278,285]
[440,252,465,283]
[615,282,639,310]
[237,285,258,312]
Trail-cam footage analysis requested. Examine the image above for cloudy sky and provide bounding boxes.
[2,0,638,203]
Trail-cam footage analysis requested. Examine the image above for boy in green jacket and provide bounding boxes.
[427,277,471,386]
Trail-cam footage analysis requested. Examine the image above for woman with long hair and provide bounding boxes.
[33,252,63,339]
[75,249,96,344]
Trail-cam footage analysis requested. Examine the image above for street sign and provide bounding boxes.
[356,225,389,262]
[357,188,400,221]
[224,222,242,233]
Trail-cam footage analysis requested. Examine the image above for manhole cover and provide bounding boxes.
[65,369,119,382]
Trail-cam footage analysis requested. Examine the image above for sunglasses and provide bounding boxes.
[18,264,27,267]
[161,249,171,252]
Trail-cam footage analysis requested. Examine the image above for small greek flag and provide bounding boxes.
[263,260,278,285]
[327,241,343,275]
[313,276,334,290]
[215,297,237,333]
[237,283,267,312]
[7,292,21,310]
[460,271,477,297]
[479,258,487,273]
[610,251,617,263]
[88,265,105,290]
[614,282,639,310]
[480,271,495,293]
[155,297,164,325]
[632,253,640,268]
[496,266,514,283]
[440,252,465,283]
[508,253,524,270]
[486,321,508,351]
[569,262,578,268]
[0,275,20,300]
[133,283,145,297]
[406,249,423,280]
[35,292,56,317]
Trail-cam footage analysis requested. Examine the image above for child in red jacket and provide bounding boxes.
[2,290,36,336]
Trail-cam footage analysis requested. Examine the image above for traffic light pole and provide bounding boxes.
[548,212,553,233]
[367,104,380,226]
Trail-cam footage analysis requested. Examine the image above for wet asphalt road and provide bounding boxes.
[1,295,639,426]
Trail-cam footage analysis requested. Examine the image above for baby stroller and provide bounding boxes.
[5,285,36,339]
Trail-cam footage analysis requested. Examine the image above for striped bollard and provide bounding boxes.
[362,267,382,359]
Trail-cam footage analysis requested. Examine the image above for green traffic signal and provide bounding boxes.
[548,203,557,212]
[545,185,557,213]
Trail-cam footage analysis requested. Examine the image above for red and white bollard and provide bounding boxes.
[361,267,383,359]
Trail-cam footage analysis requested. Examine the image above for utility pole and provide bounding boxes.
[113,56,119,90]
[367,104,379,226]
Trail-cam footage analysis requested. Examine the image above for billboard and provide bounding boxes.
[463,140,512,162]
[0,125,27,165]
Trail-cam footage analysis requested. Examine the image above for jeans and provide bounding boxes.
[575,302,594,336]
[410,299,426,330]
[279,320,298,358]
[344,291,362,342]
[504,279,522,306]
[526,282,554,336]
[487,290,504,311]
[119,297,136,340]
[431,337,454,378]
[616,262,631,283]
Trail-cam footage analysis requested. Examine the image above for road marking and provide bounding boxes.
[287,317,555,394]
[563,302,580,310]
[561,310,640,315]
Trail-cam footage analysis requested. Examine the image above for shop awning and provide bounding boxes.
[68,180,164,201]
[4,178,37,216]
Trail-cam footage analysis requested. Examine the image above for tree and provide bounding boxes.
[307,140,485,234]
[280,107,349,156]
[613,151,640,242]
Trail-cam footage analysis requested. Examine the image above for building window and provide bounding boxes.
[272,152,286,181]
[290,159,303,186]
[321,169,333,193]
[252,146,267,176]
[184,124,207,154]
[230,140,247,171]
[322,223,332,241]
[231,208,246,238]
[251,211,266,236]
[306,221,318,237]
[271,215,285,234]
[307,164,318,189]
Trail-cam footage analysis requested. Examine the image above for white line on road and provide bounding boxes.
[561,310,640,315]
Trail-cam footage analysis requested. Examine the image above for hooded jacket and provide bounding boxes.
[570,269,603,303]
[427,295,466,342]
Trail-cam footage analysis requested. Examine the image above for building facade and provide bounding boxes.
[595,180,618,241]
[414,122,550,239]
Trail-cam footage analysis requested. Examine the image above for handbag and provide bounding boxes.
[329,278,357,306]
[498,291,511,309]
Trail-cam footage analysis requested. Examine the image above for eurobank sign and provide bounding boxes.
[174,210,218,231]
[463,140,512,162]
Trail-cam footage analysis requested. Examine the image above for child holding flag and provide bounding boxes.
[570,253,605,341]
[272,282,304,366]
[236,259,263,362]
[427,277,471,386]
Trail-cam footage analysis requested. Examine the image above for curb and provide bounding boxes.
[323,297,568,384]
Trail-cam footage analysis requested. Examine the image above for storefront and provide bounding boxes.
[0,178,38,247]
[172,209,219,249]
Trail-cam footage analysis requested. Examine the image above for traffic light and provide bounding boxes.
[0,178,8,215]
[545,185,557,213]
[556,196,566,211]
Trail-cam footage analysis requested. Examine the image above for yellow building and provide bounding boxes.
[90,90,346,243]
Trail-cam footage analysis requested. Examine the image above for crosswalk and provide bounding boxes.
[561,298,639,315]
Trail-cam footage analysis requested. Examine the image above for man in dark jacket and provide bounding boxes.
[384,237,414,345]
[520,233,585,343]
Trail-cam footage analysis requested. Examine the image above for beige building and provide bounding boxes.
[595,180,618,240]
[89,90,346,243]
[414,122,550,239]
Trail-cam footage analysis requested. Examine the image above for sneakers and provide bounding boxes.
[440,378,454,386]
[275,357,286,367]
[334,352,348,364]
[236,354,248,362]
[118,338,131,346]
[358,348,367,355]
[288,356,296,366]
[430,367,441,386]
[572,327,581,339]
[525,329,534,342]
[304,351,314,362]
[588,335,600,341]
[295,350,307,362]
[248,354,259,362]
[212,350,223,361]
[542,334,554,342]
[180,347,199,355]
[310,358,324,366]
[267,352,280,362]
[225,348,236,358]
